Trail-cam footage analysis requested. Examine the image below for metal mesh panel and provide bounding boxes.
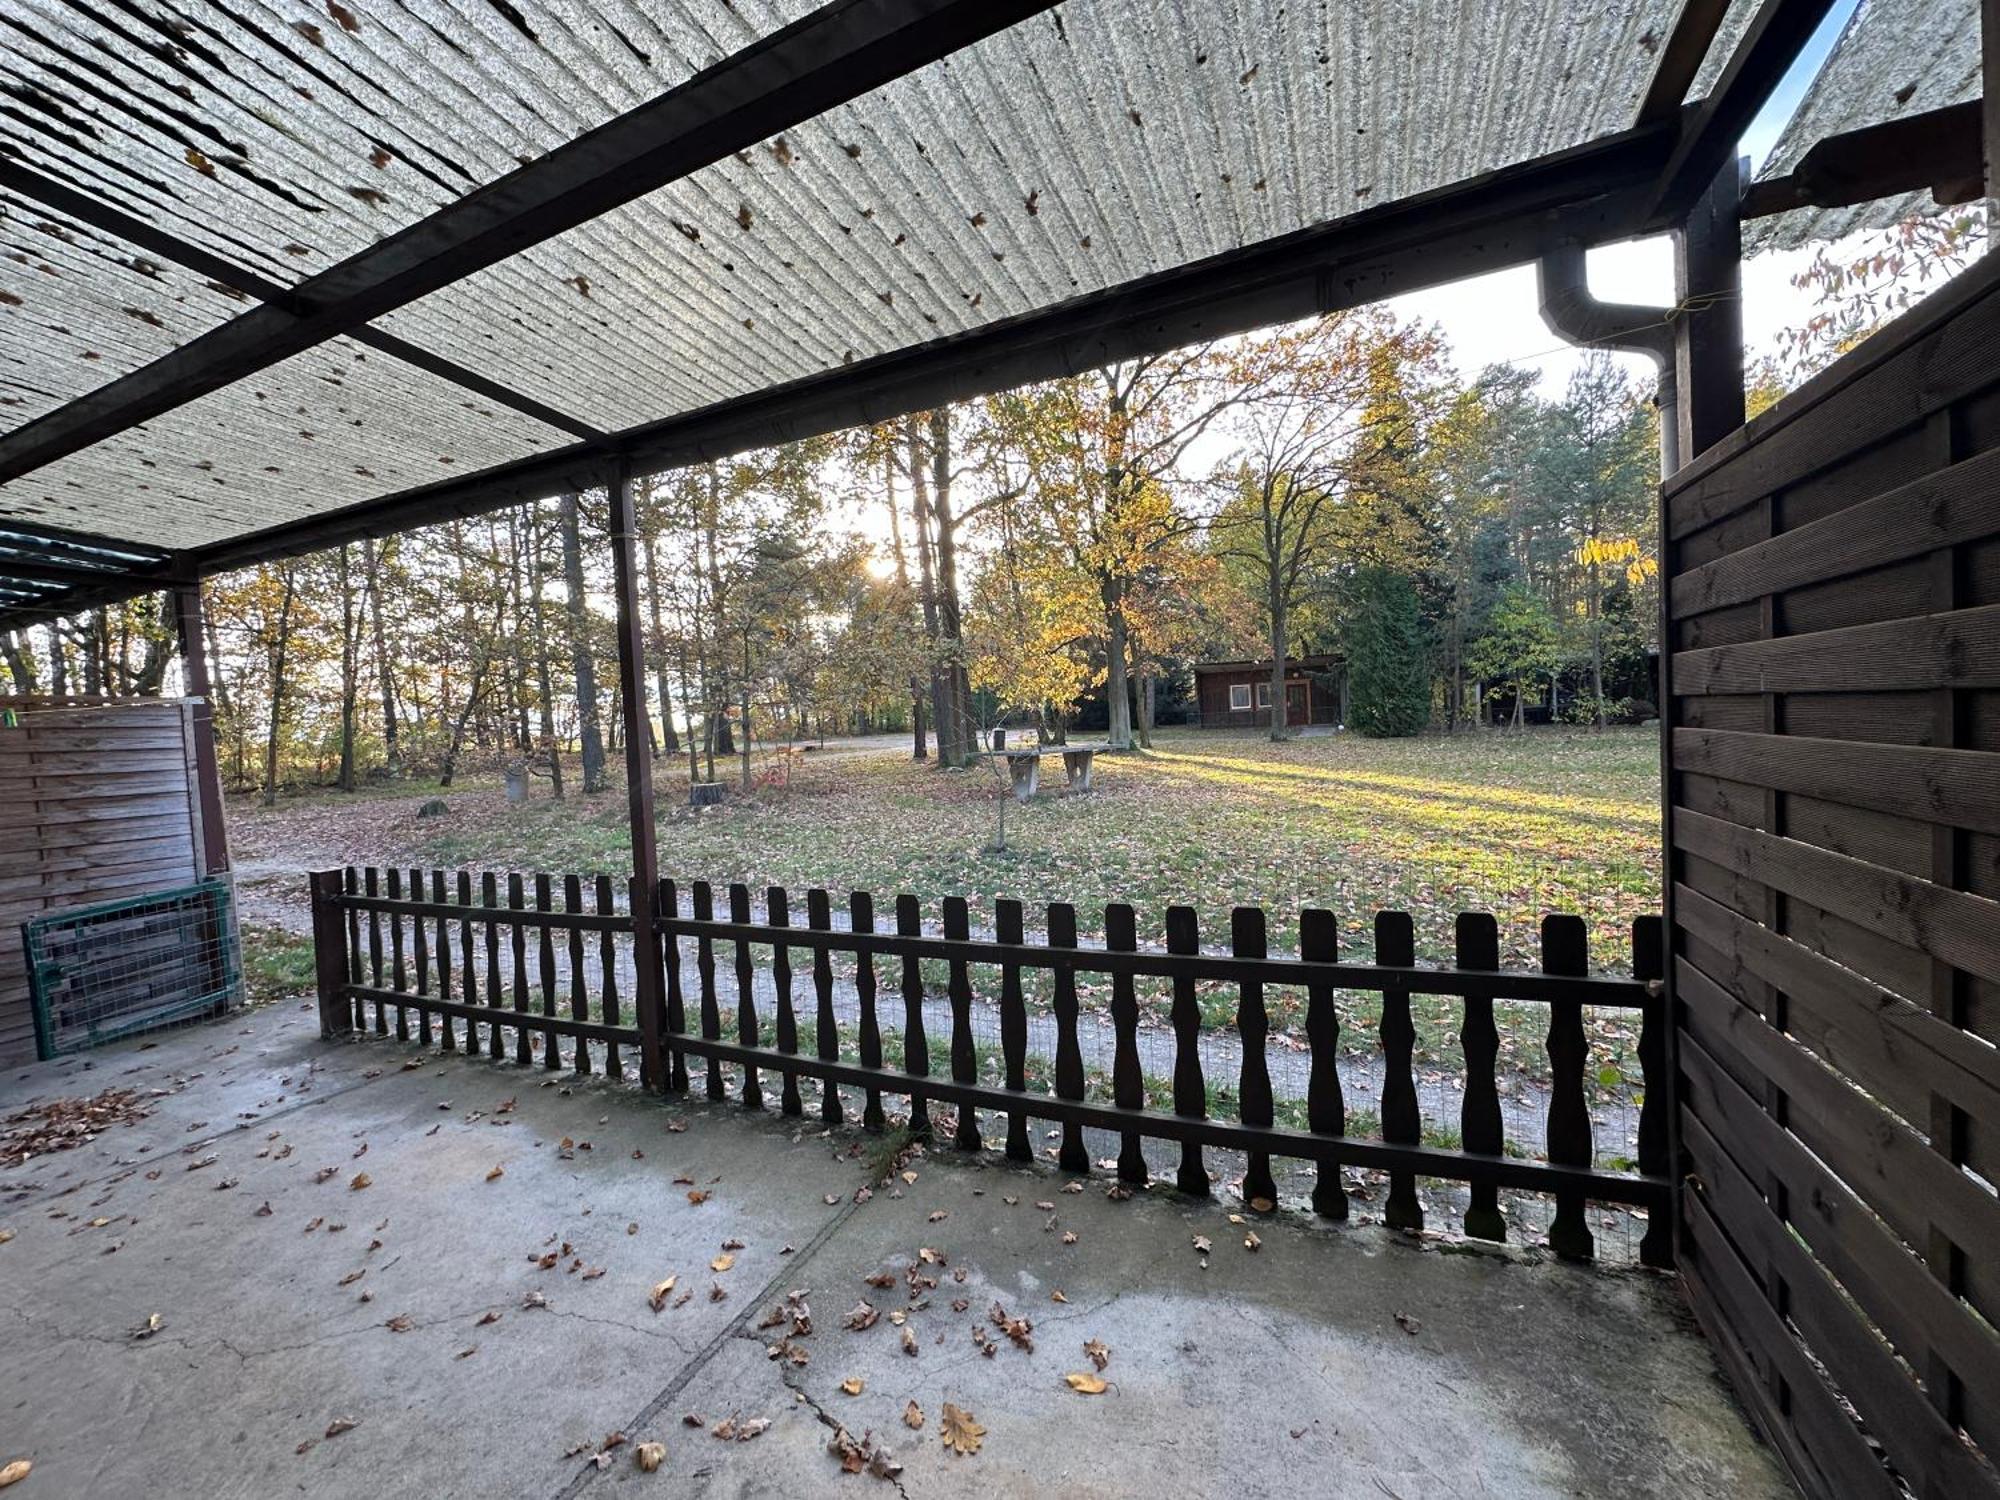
[22,879,240,1058]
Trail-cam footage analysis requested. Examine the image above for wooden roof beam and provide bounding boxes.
[1740,100,1985,218]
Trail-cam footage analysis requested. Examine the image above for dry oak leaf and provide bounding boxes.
[1084,1338,1110,1371]
[903,1401,924,1430]
[649,1276,677,1312]
[1192,1234,1212,1255]
[939,1402,985,1456]
[710,1252,735,1273]
[0,1461,31,1488]
[1064,1372,1109,1395]
[349,1173,372,1191]
[635,1441,666,1472]
[844,1300,879,1331]
[839,1377,865,1396]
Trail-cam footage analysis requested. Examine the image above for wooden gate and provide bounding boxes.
[1662,254,2000,1497]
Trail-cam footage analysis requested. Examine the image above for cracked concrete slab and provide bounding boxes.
[0,1005,1789,1499]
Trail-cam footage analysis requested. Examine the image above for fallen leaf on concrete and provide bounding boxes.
[939,1403,984,1456]
[1084,1338,1110,1371]
[1051,1290,1069,1304]
[0,1461,29,1488]
[648,1277,677,1312]
[687,1190,710,1206]
[522,1290,548,1309]
[927,1210,948,1222]
[839,1377,864,1396]
[900,1325,918,1356]
[477,1310,501,1326]
[131,1312,163,1341]
[844,1300,879,1331]
[486,1165,504,1182]
[325,1417,358,1438]
[338,1270,364,1286]
[1064,1372,1109,1394]
[901,1170,918,1185]
[1394,1310,1420,1335]
[710,1252,734,1273]
[635,1441,665,1472]
[349,1173,371,1191]
[1061,1231,1078,1245]
[1192,1235,1212,1254]
[313,1167,338,1183]
[1244,1231,1262,1252]
[903,1401,923,1430]
[385,1314,413,1332]
[456,1346,477,1360]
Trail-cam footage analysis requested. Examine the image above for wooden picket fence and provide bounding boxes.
[312,866,1672,1266]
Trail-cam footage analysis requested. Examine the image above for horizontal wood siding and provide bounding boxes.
[1664,253,2000,1499]
[0,702,206,1064]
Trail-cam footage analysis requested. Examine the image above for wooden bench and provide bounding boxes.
[978,743,1111,802]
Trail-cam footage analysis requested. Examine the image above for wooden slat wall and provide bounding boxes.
[1664,251,2000,1499]
[0,701,207,1065]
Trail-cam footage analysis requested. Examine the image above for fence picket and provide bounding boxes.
[944,896,980,1152]
[1457,912,1505,1244]
[1233,906,1276,1209]
[1376,911,1423,1232]
[565,875,590,1076]
[1107,903,1146,1184]
[731,884,763,1110]
[344,866,364,1031]
[853,891,883,1130]
[1632,915,1671,1268]
[693,881,723,1100]
[655,878,680,1090]
[1542,914,1594,1262]
[386,868,408,1041]
[508,874,531,1066]
[365,866,385,1034]
[997,898,1031,1163]
[482,872,503,1061]
[409,868,430,1047]
[770,887,801,1116]
[1300,908,1345,1219]
[896,894,930,1138]
[808,889,842,1125]
[430,869,450,1051]
[536,874,560,1070]
[458,870,478,1054]
[1166,905,1208,1197]
[1049,902,1087,1174]
[600,876,625,1081]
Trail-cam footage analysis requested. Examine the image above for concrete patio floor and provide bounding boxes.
[0,1001,1790,1499]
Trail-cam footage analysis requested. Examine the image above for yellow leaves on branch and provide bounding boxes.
[1573,535,1657,588]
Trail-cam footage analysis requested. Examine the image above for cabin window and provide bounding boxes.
[1255,682,1273,708]
[1228,683,1251,710]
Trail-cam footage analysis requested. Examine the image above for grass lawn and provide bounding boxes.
[237,725,1662,974]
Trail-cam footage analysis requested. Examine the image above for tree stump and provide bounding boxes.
[504,763,529,804]
[689,782,726,807]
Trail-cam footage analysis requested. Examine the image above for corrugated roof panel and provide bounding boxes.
[1746,0,1979,253]
[1,191,252,430]
[3,333,572,547]
[0,0,811,285]
[379,0,1688,432]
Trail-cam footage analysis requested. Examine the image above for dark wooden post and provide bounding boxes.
[171,581,231,878]
[608,464,668,1092]
[311,868,350,1039]
[1666,160,1745,1267]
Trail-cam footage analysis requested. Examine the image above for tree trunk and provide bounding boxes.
[1138,673,1155,747]
[558,492,608,792]
[906,417,954,766]
[883,450,927,760]
[363,539,400,774]
[1102,579,1132,751]
[336,545,359,792]
[262,566,297,807]
[739,633,753,791]
[1267,594,1289,741]
[642,530,680,756]
[505,513,532,751]
[1,629,39,694]
[529,503,565,797]
[926,410,973,766]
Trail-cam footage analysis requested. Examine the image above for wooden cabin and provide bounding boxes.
[1191,655,1345,730]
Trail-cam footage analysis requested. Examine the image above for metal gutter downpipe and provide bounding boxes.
[1535,241,1680,477]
